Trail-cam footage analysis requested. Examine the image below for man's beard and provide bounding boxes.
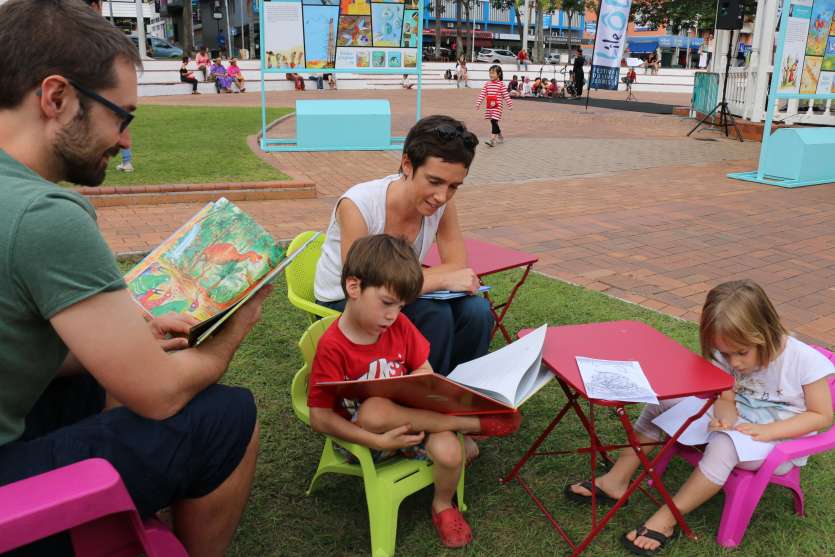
[52,107,119,187]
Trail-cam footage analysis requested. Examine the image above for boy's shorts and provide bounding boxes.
[0,374,256,556]
[337,406,429,463]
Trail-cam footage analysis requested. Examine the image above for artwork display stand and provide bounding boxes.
[729,0,835,188]
[258,0,423,153]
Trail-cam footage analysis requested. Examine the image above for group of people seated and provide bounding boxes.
[285,72,337,91]
[182,47,246,94]
[506,74,560,98]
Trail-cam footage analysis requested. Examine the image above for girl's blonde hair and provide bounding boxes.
[700,279,787,367]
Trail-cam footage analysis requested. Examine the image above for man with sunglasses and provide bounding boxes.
[0,2,264,556]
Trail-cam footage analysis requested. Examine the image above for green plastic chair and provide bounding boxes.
[291,316,467,557]
[285,231,340,323]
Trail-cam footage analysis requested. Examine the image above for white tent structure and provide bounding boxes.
[719,0,835,126]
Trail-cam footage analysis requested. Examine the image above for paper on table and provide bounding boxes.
[651,396,775,462]
[576,357,659,404]
[420,285,491,300]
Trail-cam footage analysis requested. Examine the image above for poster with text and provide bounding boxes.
[264,1,306,68]
[778,0,813,92]
[304,5,339,68]
[372,3,404,47]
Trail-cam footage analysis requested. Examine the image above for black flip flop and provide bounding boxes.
[563,480,627,506]
[621,523,678,556]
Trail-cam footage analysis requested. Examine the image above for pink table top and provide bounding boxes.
[521,321,734,402]
[423,238,538,277]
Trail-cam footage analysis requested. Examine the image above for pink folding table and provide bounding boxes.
[501,321,735,556]
[423,238,538,342]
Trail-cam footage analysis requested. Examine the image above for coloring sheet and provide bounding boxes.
[576,357,659,404]
[652,396,775,462]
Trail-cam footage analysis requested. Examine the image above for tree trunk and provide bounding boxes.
[565,9,573,55]
[435,0,444,59]
[533,1,544,62]
[183,0,194,54]
[513,4,524,48]
[455,0,463,59]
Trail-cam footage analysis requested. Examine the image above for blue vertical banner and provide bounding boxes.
[589,0,632,90]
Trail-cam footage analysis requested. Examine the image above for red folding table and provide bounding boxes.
[501,321,734,556]
[423,238,538,343]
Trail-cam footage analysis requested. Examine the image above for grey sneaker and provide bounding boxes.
[497,135,504,144]
[116,162,134,172]
[484,139,495,147]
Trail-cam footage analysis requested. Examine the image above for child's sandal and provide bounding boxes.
[621,523,678,556]
[478,410,522,437]
[431,506,472,548]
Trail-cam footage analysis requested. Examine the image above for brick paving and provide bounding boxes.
[111,88,835,346]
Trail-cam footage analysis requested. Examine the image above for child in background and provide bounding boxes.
[565,279,834,555]
[401,73,415,89]
[521,76,532,97]
[308,234,521,549]
[475,64,512,147]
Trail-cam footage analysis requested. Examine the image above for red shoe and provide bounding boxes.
[478,410,522,437]
[431,506,472,548]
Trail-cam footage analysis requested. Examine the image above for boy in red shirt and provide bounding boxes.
[308,234,521,548]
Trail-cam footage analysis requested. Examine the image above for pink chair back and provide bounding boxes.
[0,458,186,556]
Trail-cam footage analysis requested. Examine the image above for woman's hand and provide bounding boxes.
[444,267,480,293]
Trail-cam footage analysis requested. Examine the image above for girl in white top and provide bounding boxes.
[567,279,833,555]
[314,115,494,378]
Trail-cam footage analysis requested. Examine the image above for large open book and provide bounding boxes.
[317,325,551,415]
[124,198,318,346]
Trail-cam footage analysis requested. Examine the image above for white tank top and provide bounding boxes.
[314,174,447,302]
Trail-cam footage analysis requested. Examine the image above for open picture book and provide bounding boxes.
[317,324,551,415]
[124,198,319,346]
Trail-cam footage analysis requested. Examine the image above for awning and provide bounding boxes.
[627,41,658,54]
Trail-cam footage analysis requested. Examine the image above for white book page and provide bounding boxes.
[576,357,659,404]
[447,324,547,407]
[652,396,775,462]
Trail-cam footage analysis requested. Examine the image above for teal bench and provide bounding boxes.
[296,99,392,151]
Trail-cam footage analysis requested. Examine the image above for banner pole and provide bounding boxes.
[585,2,603,110]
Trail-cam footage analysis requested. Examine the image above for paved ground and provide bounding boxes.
[114,88,835,346]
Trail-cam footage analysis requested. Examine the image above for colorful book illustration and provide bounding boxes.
[124,198,318,345]
[318,325,550,415]
[419,285,491,300]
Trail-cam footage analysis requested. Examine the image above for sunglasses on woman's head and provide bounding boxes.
[432,124,478,149]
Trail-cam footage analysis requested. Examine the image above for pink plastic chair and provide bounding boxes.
[0,458,186,556]
[652,345,835,548]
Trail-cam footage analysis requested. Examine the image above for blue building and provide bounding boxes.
[422,0,585,55]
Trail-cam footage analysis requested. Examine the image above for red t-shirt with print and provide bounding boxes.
[308,313,430,418]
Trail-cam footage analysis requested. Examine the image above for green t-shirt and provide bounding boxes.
[0,149,125,446]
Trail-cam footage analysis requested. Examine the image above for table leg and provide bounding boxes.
[500,398,574,484]
[482,263,534,343]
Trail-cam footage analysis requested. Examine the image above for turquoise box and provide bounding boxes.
[296,99,392,150]
[760,128,835,182]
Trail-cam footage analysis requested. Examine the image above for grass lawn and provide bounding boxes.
[101,106,292,186]
[118,262,835,556]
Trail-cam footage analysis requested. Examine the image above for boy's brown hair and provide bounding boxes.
[341,234,423,303]
[700,279,788,367]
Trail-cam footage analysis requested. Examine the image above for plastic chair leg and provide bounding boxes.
[365,486,400,557]
[788,482,805,516]
[715,474,764,548]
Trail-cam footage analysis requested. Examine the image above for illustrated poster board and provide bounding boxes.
[261,0,420,72]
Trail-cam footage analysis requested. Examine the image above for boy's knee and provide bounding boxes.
[427,432,463,469]
[355,397,394,432]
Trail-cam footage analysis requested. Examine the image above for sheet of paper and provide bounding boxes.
[448,324,547,406]
[576,357,659,404]
[420,285,490,300]
[652,396,775,462]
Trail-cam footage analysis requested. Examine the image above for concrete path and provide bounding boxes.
[107,88,835,346]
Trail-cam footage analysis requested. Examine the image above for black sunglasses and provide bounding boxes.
[69,80,134,133]
[432,124,479,149]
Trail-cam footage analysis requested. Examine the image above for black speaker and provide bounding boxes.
[716,0,744,30]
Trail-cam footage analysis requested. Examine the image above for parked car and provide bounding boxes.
[422,46,452,61]
[544,52,563,65]
[130,36,183,59]
[476,48,517,64]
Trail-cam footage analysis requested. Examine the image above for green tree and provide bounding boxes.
[490,0,525,49]
[631,0,756,32]
[556,0,588,55]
